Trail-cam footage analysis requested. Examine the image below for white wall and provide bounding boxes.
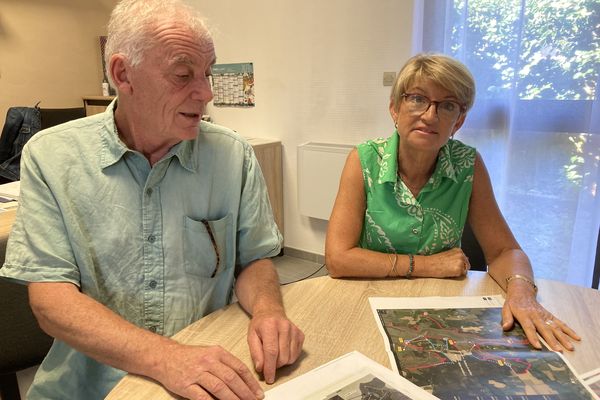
[191,0,415,255]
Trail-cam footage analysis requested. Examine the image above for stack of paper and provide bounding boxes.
[265,351,438,399]
[0,180,20,211]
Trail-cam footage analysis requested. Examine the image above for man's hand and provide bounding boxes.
[235,258,305,385]
[247,310,304,384]
[159,342,265,400]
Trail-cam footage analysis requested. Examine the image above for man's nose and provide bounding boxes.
[191,77,214,102]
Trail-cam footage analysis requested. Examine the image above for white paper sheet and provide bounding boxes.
[0,180,20,199]
[582,367,600,382]
[583,369,600,397]
[264,351,439,399]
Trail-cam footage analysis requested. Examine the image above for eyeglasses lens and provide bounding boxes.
[404,94,461,120]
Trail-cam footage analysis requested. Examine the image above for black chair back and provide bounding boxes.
[40,107,86,130]
[0,278,53,400]
[461,223,487,271]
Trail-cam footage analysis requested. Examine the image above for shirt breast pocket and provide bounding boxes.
[183,214,231,278]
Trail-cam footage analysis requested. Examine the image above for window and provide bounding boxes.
[415,0,600,286]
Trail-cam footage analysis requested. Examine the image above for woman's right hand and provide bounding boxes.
[416,248,470,278]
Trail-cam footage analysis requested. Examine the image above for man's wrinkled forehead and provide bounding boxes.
[170,52,217,68]
[146,22,215,62]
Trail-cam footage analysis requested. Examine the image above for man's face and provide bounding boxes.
[127,23,216,144]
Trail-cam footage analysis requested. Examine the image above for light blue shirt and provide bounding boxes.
[0,101,282,399]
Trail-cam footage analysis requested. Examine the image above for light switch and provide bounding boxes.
[383,72,396,86]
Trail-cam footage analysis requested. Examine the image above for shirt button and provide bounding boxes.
[149,326,157,333]
[412,228,419,235]
[148,280,157,289]
[146,188,153,196]
[147,234,156,243]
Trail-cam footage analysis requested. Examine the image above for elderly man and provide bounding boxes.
[0,1,304,399]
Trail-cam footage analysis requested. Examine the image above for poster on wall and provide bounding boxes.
[211,62,255,107]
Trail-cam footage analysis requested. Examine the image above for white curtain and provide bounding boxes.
[414,0,600,286]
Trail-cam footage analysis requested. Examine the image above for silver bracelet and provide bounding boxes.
[406,254,414,279]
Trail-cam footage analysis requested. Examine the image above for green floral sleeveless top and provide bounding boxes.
[357,131,475,255]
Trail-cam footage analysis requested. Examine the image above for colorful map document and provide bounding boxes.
[369,295,598,400]
[264,351,439,399]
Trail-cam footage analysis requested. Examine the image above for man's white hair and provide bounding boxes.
[104,0,211,88]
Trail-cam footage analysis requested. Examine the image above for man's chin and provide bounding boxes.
[175,126,201,140]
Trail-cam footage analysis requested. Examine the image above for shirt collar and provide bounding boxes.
[377,131,400,184]
[377,131,458,185]
[170,140,196,172]
[434,141,458,185]
[98,99,127,169]
[98,99,197,172]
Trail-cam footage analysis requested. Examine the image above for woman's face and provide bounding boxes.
[390,79,465,155]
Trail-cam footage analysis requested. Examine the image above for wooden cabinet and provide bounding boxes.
[245,138,284,235]
[83,96,115,116]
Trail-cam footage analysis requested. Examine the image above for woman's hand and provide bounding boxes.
[502,282,580,351]
[417,248,470,278]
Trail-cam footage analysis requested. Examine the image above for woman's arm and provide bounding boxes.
[325,149,398,278]
[325,149,468,279]
[468,151,580,351]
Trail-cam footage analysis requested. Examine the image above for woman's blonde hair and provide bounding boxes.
[390,53,476,112]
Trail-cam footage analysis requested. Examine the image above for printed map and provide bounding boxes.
[376,307,594,399]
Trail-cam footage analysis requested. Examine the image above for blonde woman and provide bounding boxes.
[325,53,579,352]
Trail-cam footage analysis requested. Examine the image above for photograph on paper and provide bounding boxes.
[370,295,598,400]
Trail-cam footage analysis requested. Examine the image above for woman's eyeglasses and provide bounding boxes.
[401,93,465,121]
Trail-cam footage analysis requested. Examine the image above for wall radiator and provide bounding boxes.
[297,142,354,220]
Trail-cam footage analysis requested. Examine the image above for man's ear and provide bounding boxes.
[109,54,132,95]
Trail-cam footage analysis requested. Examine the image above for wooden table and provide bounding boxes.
[106,272,600,399]
[0,209,17,262]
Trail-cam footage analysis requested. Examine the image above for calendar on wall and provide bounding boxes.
[211,63,255,107]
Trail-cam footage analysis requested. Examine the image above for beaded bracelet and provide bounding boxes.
[406,254,414,279]
[506,274,538,294]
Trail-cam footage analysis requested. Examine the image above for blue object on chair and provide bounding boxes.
[0,106,86,183]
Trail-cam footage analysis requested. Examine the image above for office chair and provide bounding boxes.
[0,277,53,400]
[40,107,86,130]
[461,222,487,271]
[0,107,86,184]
